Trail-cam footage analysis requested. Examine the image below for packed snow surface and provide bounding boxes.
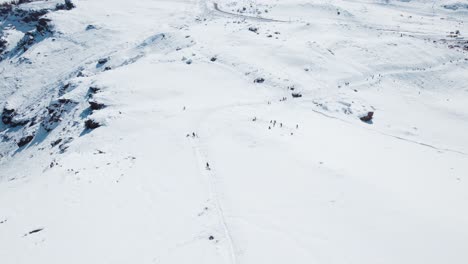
[1,0,467,263]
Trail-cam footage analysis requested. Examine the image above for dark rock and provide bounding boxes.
[51,138,62,147]
[254,78,265,83]
[0,38,8,54]
[16,31,37,53]
[292,93,302,98]
[0,5,13,15]
[88,86,101,94]
[10,119,29,127]
[85,119,101,129]
[1,108,15,125]
[59,83,73,96]
[22,9,48,23]
[42,99,78,132]
[0,107,28,127]
[58,137,73,153]
[27,228,43,235]
[208,235,214,240]
[59,143,69,153]
[38,16,50,25]
[56,0,75,10]
[89,101,106,110]
[248,27,258,33]
[104,66,112,71]
[98,58,108,65]
[85,24,96,30]
[210,57,217,62]
[360,112,374,122]
[38,17,51,27]
[17,135,34,147]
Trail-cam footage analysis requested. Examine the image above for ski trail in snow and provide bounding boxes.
[310,108,468,156]
[192,142,238,264]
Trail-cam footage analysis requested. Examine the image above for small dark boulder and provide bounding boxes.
[36,18,51,32]
[51,138,62,147]
[85,119,101,129]
[292,93,302,98]
[254,78,265,83]
[360,112,374,122]
[25,228,44,236]
[17,135,34,147]
[210,57,217,62]
[56,0,75,10]
[88,86,101,94]
[38,18,51,27]
[97,58,108,65]
[1,108,15,125]
[0,38,7,54]
[248,27,258,33]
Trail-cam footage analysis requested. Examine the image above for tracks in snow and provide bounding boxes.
[199,0,289,23]
[192,140,238,264]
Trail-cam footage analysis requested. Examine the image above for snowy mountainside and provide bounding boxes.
[0,0,467,263]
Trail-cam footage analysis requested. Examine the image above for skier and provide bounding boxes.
[206,162,210,170]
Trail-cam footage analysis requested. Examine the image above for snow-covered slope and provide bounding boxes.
[1,0,467,263]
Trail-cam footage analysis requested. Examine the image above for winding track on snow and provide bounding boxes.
[211,2,289,23]
[192,141,238,264]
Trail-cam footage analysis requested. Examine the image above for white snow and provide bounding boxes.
[1,0,467,263]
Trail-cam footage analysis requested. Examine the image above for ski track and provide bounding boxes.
[212,2,290,23]
[309,108,468,156]
[192,140,238,264]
